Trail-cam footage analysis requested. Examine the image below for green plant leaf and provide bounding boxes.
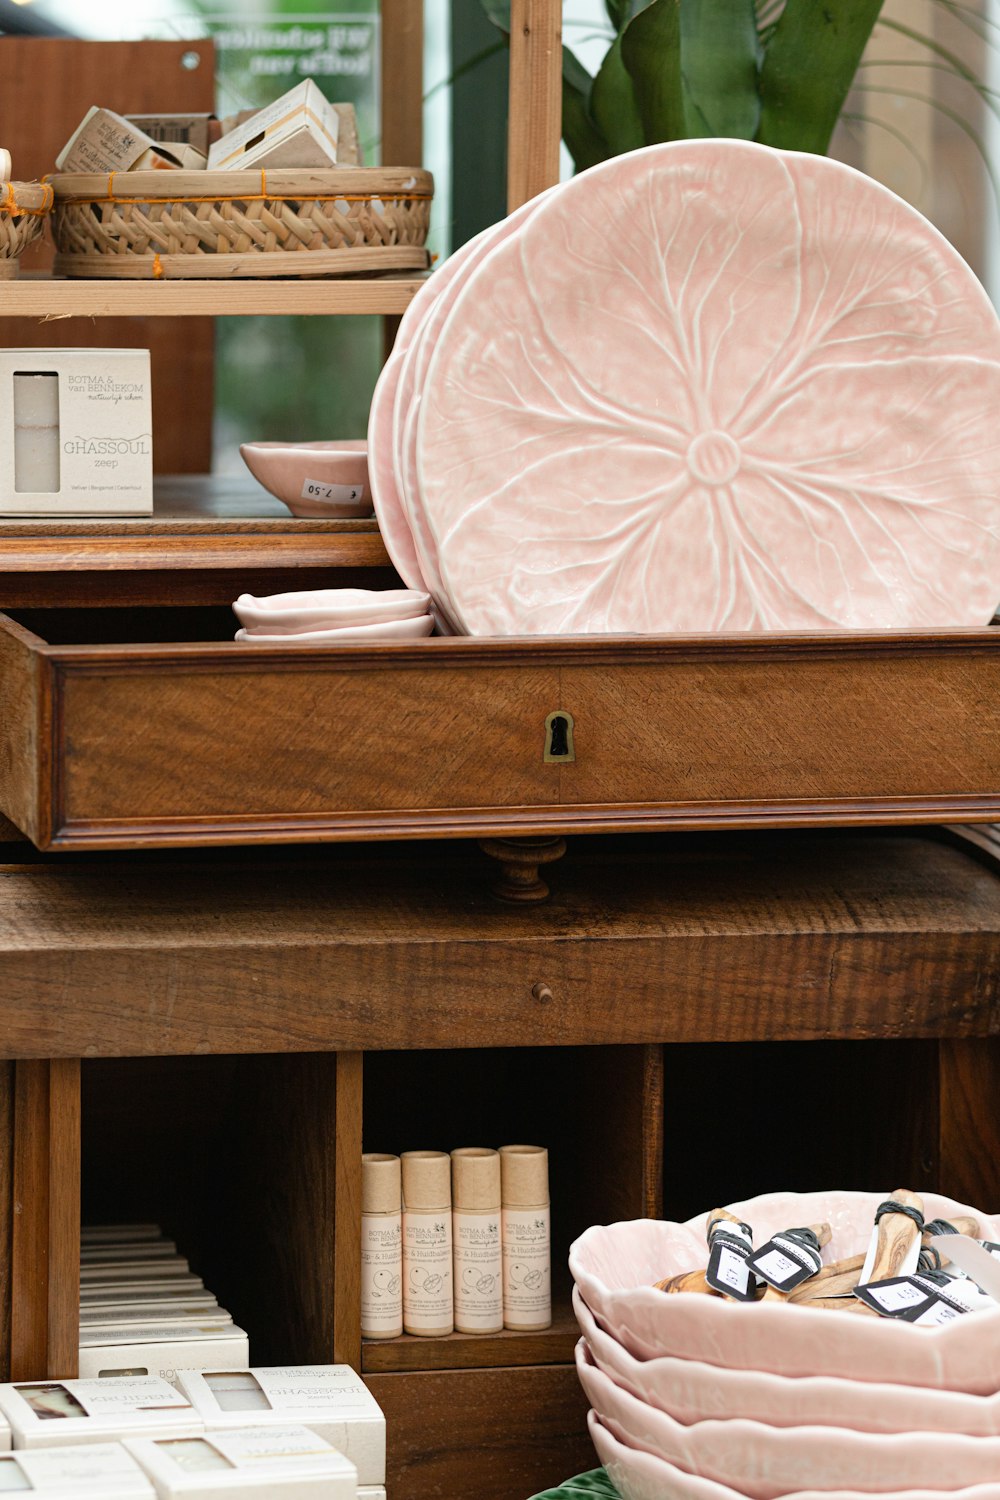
[680,0,761,137]
[564,61,613,171]
[529,1470,621,1500]
[756,0,884,154]
[479,0,512,29]
[621,0,685,143]
[590,34,645,153]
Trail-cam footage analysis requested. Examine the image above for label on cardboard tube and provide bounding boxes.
[502,1206,551,1328]
[453,1210,502,1333]
[361,1212,403,1338]
[402,1210,453,1333]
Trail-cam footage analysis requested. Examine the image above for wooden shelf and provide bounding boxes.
[0,274,427,319]
[362,1293,578,1374]
[0,475,394,606]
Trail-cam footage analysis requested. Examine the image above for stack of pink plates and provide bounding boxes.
[569,1191,1000,1500]
[232,587,434,643]
[369,140,1000,636]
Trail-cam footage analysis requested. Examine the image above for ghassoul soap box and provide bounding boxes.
[78,1321,250,1383]
[176,1368,385,1486]
[0,1443,154,1497]
[0,350,152,517]
[0,1377,203,1449]
[125,1426,356,1498]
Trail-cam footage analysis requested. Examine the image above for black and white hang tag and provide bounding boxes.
[704,1219,757,1302]
[747,1228,823,1293]
[854,1272,995,1325]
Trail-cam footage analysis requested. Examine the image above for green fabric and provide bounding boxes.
[528,1470,620,1499]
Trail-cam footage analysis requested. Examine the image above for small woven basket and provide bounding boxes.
[49,167,433,279]
[0,181,53,279]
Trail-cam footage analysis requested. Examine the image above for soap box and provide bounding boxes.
[81,1224,164,1245]
[0,350,153,518]
[81,1259,191,1282]
[175,1367,385,1486]
[0,1377,203,1448]
[78,1323,250,1383]
[125,1426,357,1498]
[0,1443,155,1496]
[0,1412,8,1451]
[82,1242,179,1264]
[80,1304,229,1328]
[208,82,339,171]
[81,1277,207,1301]
[56,107,203,172]
[126,114,220,157]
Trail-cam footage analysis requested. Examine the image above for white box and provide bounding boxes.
[176,1368,384,1486]
[80,1305,229,1329]
[358,1490,385,1499]
[0,1378,203,1449]
[81,1287,214,1310]
[81,1225,164,1245]
[0,350,153,517]
[82,1261,191,1283]
[126,1426,357,1498]
[208,82,339,171]
[0,1414,8,1452]
[82,1243,179,1265]
[79,1325,250,1384]
[0,1443,155,1496]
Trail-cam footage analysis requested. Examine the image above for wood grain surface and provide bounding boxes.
[365,1365,592,1500]
[3,616,1000,849]
[0,276,425,319]
[0,1065,12,1381]
[507,0,562,211]
[0,833,996,1057]
[939,1039,1000,1210]
[363,1293,578,1374]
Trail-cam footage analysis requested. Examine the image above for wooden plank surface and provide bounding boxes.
[0,40,216,472]
[507,0,562,211]
[363,1292,578,1374]
[938,1039,1000,1211]
[0,1064,13,1381]
[0,833,997,1056]
[0,614,46,848]
[365,1364,592,1500]
[46,1060,80,1379]
[0,276,426,318]
[333,1052,364,1367]
[380,0,425,168]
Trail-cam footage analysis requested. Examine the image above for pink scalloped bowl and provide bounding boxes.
[577,1339,1000,1497]
[573,1286,1000,1437]
[588,1410,1000,1500]
[240,440,371,518]
[569,1191,1000,1392]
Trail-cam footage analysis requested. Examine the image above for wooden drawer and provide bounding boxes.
[2,607,1000,850]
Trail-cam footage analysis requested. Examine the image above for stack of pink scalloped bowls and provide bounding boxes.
[368,139,1000,638]
[569,1191,1000,1500]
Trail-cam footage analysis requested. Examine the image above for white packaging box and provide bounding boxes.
[358,1490,385,1499]
[82,1243,179,1264]
[81,1287,214,1310]
[176,1368,384,1487]
[81,1225,163,1245]
[0,1413,8,1451]
[82,1261,191,1283]
[208,82,339,171]
[126,1426,357,1498]
[0,1378,203,1449]
[80,1305,229,1329]
[0,350,153,517]
[79,1324,250,1384]
[0,1443,155,1496]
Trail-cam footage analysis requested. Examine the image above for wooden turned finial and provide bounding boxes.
[479,836,567,903]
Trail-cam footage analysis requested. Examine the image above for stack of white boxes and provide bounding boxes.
[79,1225,248,1381]
[0,1366,387,1498]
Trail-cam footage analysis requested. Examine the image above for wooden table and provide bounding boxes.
[0,826,997,1498]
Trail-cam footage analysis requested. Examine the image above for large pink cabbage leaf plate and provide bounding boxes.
[415,140,1000,635]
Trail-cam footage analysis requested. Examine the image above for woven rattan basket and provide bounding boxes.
[49,167,433,279]
[0,181,53,279]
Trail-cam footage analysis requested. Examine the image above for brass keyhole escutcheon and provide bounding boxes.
[544,710,576,763]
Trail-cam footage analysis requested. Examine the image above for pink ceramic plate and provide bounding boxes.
[573,1287,1000,1437]
[417,140,1000,635]
[576,1340,1000,1497]
[233,588,431,633]
[235,615,433,644]
[395,191,557,632]
[368,350,428,589]
[569,1191,1000,1393]
[587,1411,1000,1500]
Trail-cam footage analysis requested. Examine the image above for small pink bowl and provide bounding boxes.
[577,1339,1000,1497]
[588,1410,1000,1500]
[240,440,371,518]
[569,1191,1000,1393]
[573,1286,1000,1437]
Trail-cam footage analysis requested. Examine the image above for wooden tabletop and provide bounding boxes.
[0,829,996,1057]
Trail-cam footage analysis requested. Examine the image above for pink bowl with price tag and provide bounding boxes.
[240,440,371,518]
